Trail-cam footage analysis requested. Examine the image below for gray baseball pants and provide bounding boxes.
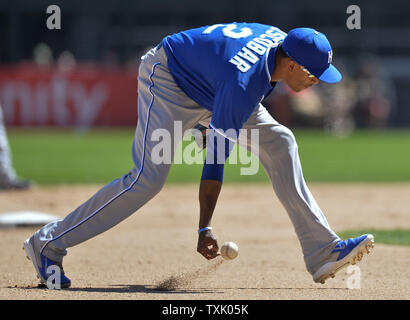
[0,105,17,184]
[31,45,340,275]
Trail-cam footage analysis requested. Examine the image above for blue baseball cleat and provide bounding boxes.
[313,234,375,284]
[23,237,71,289]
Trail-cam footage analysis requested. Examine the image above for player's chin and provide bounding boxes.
[296,83,313,92]
[289,85,305,93]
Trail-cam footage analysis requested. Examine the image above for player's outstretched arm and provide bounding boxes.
[197,179,222,260]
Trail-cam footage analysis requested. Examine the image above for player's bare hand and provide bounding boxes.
[197,230,220,260]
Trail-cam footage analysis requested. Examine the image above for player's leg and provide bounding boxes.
[0,105,17,184]
[240,104,340,275]
[241,104,374,283]
[27,45,206,274]
[0,105,31,190]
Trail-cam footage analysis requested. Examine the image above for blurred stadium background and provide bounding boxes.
[0,0,409,184]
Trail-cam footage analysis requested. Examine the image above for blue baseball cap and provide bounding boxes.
[282,28,342,83]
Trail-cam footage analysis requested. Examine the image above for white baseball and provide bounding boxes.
[220,241,239,260]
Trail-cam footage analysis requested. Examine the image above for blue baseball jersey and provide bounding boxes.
[162,22,287,181]
[162,22,287,139]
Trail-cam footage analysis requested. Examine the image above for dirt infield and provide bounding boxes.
[1,183,409,300]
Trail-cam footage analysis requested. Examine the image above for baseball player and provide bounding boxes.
[0,104,31,190]
[24,23,374,288]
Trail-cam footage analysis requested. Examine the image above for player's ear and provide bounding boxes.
[287,60,296,73]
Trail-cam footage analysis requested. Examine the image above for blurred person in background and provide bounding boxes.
[353,54,396,128]
[316,60,357,136]
[57,50,77,72]
[32,42,54,67]
[0,104,32,190]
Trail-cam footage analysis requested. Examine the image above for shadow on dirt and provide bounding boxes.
[16,284,223,294]
[16,284,347,294]
[69,284,224,294]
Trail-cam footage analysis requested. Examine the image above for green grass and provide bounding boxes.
[8,128,135,184]
[6,128,410,184]
[295,130,410,182]
[338,229,410,246]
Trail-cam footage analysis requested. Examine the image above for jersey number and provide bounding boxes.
[202,23,253,39]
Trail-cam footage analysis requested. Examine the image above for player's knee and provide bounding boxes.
[283,127,297,149]
[125,168,166,195]
[270,126,298,153]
